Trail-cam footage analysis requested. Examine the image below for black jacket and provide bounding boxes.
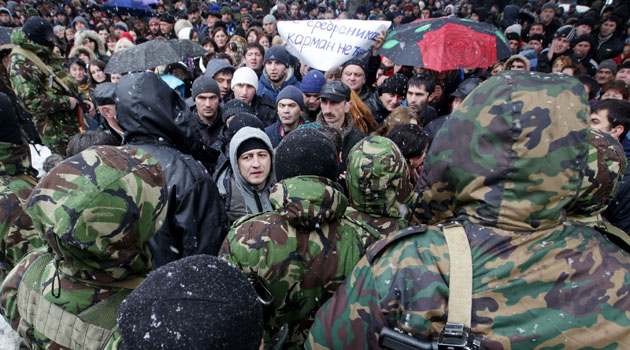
[116,72,228,267]
[251,94,277,127]
[364,90,390,125]
[594,35,625,63]
[604,166,630,233]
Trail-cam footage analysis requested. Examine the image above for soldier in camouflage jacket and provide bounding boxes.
[307,72,630,349]
[345,136,413,237]
[0,94,43,281]
[0,145,168,349]
[9,17,91,155]
[220,128,379,349]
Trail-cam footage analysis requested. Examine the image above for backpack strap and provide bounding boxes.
[10,47,72,93]
[16,254,132,350]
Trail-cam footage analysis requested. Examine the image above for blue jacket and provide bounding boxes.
[258,69,301,103]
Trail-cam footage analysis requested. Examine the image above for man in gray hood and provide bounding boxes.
[226,126,275,223]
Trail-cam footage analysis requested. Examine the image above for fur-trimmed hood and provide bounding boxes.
[68,44,96,62]
[73,29,106,56]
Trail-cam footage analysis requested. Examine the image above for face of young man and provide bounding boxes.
[277,98,302,130]
[213,71,233,98]
[195,92,220,123]
[341,65,366,93]
[591,109,624,140]
[303,93,320,112]
[233,83,257,104]
[265,60,287,83]
[244,48,263,71]
[238,149,271,190]
[406,85,430,114]
[379,92,404,111]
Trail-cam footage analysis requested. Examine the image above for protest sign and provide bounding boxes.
[278,20,391,71]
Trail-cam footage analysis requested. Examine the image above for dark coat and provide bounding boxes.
[594,35,625,63]
[364,90,390,125]
[604,166,630,233]
[251,93,277,127]
[116,72,228,267]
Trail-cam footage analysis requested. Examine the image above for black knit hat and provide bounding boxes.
[118,255,263,350]
[274,128,338,181]
[221,99,253,123]
[342,57,368,76]
[379,73,408,97]
[192,76,221,99]
[23,16,55,48]
[0,93,22,144]
[237,138,270,158]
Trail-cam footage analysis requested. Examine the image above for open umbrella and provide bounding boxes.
[377,18,510,71]
[102,0,155,17]
[105,39,208,73]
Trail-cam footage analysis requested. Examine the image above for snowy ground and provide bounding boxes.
[0,317,20,350]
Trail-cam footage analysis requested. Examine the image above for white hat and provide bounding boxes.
[231,67,259,92]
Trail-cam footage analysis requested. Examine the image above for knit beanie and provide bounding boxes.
[379,73,408,96]
[276,86,304,110]
[118,255,263,350]
[23,16,55,48]
[342,57,368,76]
[274,128,338,181]
[113,22,128,31]
[541,2,557,11]
[192,75,221,99]
[237,138,270,158]
[222,99,254,123]
[598,59,618,75]
[301,70,326,94]
[231,67,259,91]
[572,34,595,48]
[119,31,135,44]
[263,14,276,24]
[263,45,289,66]
[554,25,575,42]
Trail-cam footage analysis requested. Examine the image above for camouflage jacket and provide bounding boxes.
[345,136,413,237]
[307,72,630,349]
[0,141,41,281]
[220,175,379,349]
[0,146,168,349]
[9,29,88,154]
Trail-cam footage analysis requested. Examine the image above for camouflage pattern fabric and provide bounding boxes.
[0,145,168,349]
[0,141,42,281]
[345,136,413,237]
[220,175,379,349]
[307,72,630,349]
[9,29,88,154]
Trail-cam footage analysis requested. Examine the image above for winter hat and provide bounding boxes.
[342,57,368,76]
[301,70,327,94]
[263,14,276,24]
[276,86,304,110]
[221,5,232,15]
[237,137,271,158]
[554,25,576,42]
[92,82,117,106]
[178,27,193,40]
[598,59,617,75]
[572,34,595,48]
[72,16,89,29]
[174,19,193,37]
[226,112,265,140]
[319,81,351,102]
[506,32,521,42]
[263,45,289,66]
[528,34,545,44]
[113,22,128,31]
[205,58,236,79]
[379,73,408,97]
[159,13,176,24]
[23,16,55,48]
[275,128,338,181]
[231,67,259,91]
[541,2,557,11]
[53,25,66,33]
[451,78,483,100]
[222,99,254,123]
[575,16,596,30]
[0,93,22,144]
[119,31,135,44]
[472,7,487,22]
[118,255,263,350]
[148,17,159,25]
[0,7,11,16]
[505,24,522,36]
[618,61,630,71]
[192,75,221,99]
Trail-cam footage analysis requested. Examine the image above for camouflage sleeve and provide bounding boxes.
[0,248,47,330]
[306,255,386,350]
[1,212,42,279]
[9,55,72,115]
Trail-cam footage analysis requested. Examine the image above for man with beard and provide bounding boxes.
[405,74,438,126]
[301,70,326,122]
[570,34,598,76]
[257,46,300,103]
[147,17,162,39]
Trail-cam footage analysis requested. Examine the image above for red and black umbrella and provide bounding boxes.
[377,17,510,71]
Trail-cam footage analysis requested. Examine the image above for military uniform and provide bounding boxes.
[0,141,42,280]
[9,29,89,154]
[220,175,379,349]
[0,145,168,349]
[307,72,630,349]
[345,136,413,237]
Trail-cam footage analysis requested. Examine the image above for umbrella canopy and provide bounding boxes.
[138,0,161,4]
[0,26,13,46]
[377,18,510,71]
[105,39,208,73]
[102,0,155,17]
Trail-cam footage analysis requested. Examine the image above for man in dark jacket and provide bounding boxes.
[264,85,304,147]
[594,16,625,63]
[232,66,276,126]
[257,46,300,102]
[116,72,228,267]
[191,76,223,153]
[316,81,366,175]
[364,74,408,125]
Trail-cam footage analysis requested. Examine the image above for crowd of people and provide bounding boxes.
[0,0,629,349]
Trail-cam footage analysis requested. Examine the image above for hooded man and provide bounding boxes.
[115,72,228,267]
[307,72,630,349]
[224,127,275,223]
[9,16,94,154]
[221,127,378,348]
[257,46,301,102]
[205,58,236,100]
[0,145,168,349]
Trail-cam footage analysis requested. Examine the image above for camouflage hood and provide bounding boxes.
[11,28,64,68]
[25,146,168,282]
[0,141,33,177]
[269,175,348,231]
[566,128,627,219]
[417,71,590,231]
[346,136,412,218]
